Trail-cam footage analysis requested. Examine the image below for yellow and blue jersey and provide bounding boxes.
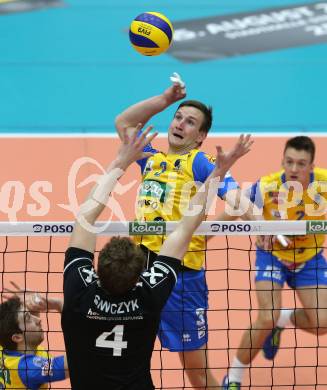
[136,144,239,270]
[0,346,65,389]
[249,167,327,263]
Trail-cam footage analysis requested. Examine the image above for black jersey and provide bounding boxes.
[62,247,180,390]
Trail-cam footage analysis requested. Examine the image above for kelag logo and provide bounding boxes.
[211,223,251,233]
[129,222,166,235]
[33,224,74,234]
[306,221,327,234]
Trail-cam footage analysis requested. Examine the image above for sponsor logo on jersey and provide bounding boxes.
[32,356,44,367]
[78,265,98,286]
[137,199,159,210]
[41,358,54,377]
[129,221,166,235]
[196,308,206,339]
[306,220,327,234]
[138,180,171,203]
[262,265,282,281]
[0,365,10,386]
[205,154,216,164]
[173,159,182,172]
[141,262,170,288]
[182,333,192,342]
[144,160,154,173]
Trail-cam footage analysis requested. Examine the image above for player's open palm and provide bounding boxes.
[215,134,253,174]
[117,123,158,169]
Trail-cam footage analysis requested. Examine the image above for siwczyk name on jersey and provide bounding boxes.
[93,295,139,314]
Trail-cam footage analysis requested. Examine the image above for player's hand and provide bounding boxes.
[258,235,273,251]
[3,281,63,313]
[170,72,185,88]
[214,134,253,176]
[116,123,158,169]
[258,234,292,251]
[163,72,186,104]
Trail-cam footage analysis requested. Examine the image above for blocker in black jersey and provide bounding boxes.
[60,124,249,390]
[62,247,181,390]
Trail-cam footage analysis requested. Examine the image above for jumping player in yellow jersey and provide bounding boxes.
[115,74,255,389]
[0,285,68,389]
[222,136,327,389]
[62,125,252,389]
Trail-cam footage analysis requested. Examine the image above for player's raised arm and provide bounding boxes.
[69,125,157,253]
[115,73,186,139]
[159,135,253,260]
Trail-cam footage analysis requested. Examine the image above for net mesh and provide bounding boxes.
[0,221,326,389]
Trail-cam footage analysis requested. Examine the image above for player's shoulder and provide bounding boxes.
[191,150,215,176]
[140,256,180,288]
[313,167,327,180]
[193,149,215,164]
[64,247,94,268]
[35,346,49,359]
[258,170,283,187]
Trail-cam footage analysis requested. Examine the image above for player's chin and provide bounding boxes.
[38,331,45,343]
[169,135,185,146]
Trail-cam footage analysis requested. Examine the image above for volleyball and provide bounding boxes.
[129,12,174,56]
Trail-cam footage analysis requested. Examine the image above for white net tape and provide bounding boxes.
[0,220,325,236]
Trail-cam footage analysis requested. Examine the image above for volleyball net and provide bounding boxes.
[0,220,326,389]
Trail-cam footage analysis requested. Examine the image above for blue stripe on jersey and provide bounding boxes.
[18,354,65,388]
[135,13,173,42]
[310,171,314,183]
[282,171,314,186]
[129,31,159,48]
[248,180,263,208]
[192,151,239,199]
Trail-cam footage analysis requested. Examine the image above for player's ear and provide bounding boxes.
[12,332,23,344]
[197,131,207,145]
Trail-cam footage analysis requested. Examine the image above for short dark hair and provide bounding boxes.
[284,136,316,163]
[177,100,213,134]
[97,237,146,296]
[0,297,22,350]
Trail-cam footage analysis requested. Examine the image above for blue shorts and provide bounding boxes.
[158,268,208,351]
[255,249,327,288]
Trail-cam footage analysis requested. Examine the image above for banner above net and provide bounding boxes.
[0,220,324,236]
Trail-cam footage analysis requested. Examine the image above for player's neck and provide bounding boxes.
[167,144,198,155]
[17,342,37,355]
[301,178,310,190]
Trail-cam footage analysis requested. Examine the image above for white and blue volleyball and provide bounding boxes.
[129,12,174,56]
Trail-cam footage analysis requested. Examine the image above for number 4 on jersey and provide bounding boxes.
[95,325,127,356]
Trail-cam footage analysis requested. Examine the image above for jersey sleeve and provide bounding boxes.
[140,255,181,310]
[135,130,159,173]
[18,355,65,387]
[63,247,96,306]
[245,180,264,209]
[192,151,239,199]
